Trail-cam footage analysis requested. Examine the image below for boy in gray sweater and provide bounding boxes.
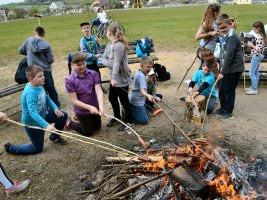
[18,26,60,107]
[215,14,244,121]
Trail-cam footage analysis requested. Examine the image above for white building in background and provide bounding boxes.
[50,2,65,13]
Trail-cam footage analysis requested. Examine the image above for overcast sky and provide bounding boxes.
[0,0,24,6]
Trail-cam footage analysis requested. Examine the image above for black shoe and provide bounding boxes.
[179,96,187,102]
[106,118,119,127]
[4,143,11,153]
[118,123,135,132]
[213,108,226,115]
[49,137,67,145]
[219,113,234,121]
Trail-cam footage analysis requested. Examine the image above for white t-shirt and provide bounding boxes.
[97,11,108,23]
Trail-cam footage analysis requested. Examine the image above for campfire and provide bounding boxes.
[77,138,267,200]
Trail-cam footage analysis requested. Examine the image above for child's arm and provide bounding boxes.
[95,84,104,115]
[67,92,100,114]
[101,43,114,69]
[220,36,238,76]
[111,44,124,83]
[45,45,54,65]
[18,40,28,55]
[141,88,154,102]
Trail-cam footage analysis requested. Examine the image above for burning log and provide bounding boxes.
[105,155,191,164]
[171,164,210,199]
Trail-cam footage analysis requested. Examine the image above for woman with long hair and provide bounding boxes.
[101,23,134,131]
[246,21,267,95]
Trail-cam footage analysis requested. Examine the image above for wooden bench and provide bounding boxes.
[0,84,26,98]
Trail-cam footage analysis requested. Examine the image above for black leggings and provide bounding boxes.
[108,85,133,123]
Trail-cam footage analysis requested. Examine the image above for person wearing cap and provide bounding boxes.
[97,6,108,34]
[146,68,162,110]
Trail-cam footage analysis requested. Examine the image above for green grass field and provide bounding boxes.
[0,4,267,61]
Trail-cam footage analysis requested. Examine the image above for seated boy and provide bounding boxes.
[184,59,218,114]
[130,56,154,125]
[146,68,162,110]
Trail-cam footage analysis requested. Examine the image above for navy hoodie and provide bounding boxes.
[18,36,54,71]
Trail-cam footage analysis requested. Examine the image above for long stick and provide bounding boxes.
[111,170,173,198]
[104,114,148,151]
[201,77,220,137]
[154,103,214,161]
[6,119,137,156]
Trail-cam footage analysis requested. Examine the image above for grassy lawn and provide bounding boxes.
[0,4,267,62]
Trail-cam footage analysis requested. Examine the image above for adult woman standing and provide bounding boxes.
[195,3,221,68]
[101,23,134,131]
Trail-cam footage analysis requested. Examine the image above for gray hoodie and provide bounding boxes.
[18,36,54,71]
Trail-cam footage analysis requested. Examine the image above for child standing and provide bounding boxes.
[188,60,218,114]
[101,23,134,131]
[245,21,266,95]
[130,56,154,125]
[215,14,244,121]
[0,112,31,197]
[5,66,68,155]
[80,22,102,76]
[65,53,104,137]
[19,26,61,107]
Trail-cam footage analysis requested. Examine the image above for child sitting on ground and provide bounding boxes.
[130,56,155,125]
[65,52,104,137]
[146,68,162,110]
[182,59,218,114]
[5,66,68,155]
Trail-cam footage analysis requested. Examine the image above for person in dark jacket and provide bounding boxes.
[215,14,244,121]
[18,26,60,107]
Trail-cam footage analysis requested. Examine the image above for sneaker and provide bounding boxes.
[219,113,234,121]
[118,123,135,132]
[106,118,119,127]
[212,108,225,115]
[4,142,11,153]
[49,137,67,145]
[245,87,252,92]
[245,89,258,95]
[64,118,71,131]
[5,180,30,197]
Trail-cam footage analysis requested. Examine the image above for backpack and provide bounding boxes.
[15,57,28,84]
[135,36,153,57]
[153,63,171,81]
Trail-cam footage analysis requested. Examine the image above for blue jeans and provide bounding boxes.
[249,54,264,91]
[131,104,148,125]
[8,110,68,155]
[206,96,216,114]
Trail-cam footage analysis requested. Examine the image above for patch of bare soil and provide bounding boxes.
[0,50,266,199]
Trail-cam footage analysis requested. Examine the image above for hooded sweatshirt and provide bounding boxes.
[18,36,54,71]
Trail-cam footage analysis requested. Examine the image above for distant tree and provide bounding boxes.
[111,0,124,8]
[28,7,39,17]
[13,8,28,19]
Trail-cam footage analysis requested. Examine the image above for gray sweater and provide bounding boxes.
[101,41,131,87]
[18,36,54,71]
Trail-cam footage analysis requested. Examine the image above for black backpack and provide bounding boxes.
[15,57,28,84]
[153,63,171,81]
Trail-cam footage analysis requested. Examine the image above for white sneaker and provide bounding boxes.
[245,89,258,95]
[245,87,252,92]
[5,180,30,197]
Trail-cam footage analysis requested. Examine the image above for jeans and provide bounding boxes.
[219,72,242,114]
[249,54,264,91]
[43,71,61,108]
[8,110,68,155]
[206,96,216,114]
[131,104,148,125]
[108,85,133,123]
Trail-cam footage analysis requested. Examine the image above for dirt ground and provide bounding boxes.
[0,50,266,199]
